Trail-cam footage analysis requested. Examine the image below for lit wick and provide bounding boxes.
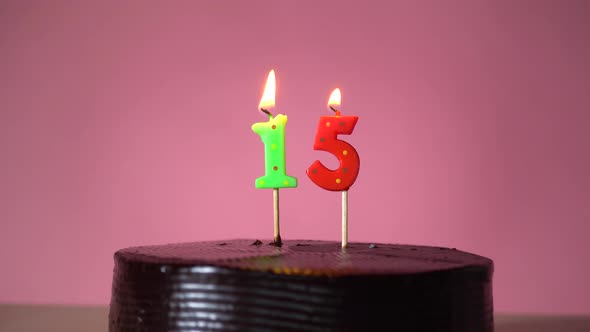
[329,106,341,116]
[261,108,272,117]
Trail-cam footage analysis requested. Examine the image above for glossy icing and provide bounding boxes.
[109,239,493,331]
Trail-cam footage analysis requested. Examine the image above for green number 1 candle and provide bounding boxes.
[252,113,298,188]
[252,70,297,189]
[252,70,297,245]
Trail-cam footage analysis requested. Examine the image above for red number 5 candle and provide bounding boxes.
[307,88,360,191]
[306,88,360,248]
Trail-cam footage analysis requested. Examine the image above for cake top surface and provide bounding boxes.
[116,239,493,277]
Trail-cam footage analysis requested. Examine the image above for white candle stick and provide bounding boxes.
[342,190,348,248]
[273,188,281,245]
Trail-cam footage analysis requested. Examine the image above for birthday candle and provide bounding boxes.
[307,88,360,191]
[252,69,297,245]
[306,88,360,248]
[252,70,297,189]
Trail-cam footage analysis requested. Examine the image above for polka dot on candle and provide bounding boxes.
[343,167,348,173]
[326,122,331,127]
[283,180,289,185]
[272,125,276,129]
[312,169,317,174]
[336,178,342,184]
[340,121,345,126]
[343,150,348,156]
[271,143,276,150]
[320,137,325,142]
[259,180,265,185]
[273,166,278,171]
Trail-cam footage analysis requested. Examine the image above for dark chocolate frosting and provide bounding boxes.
[109,239,493,332]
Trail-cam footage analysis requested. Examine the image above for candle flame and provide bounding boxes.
[327,88,341,112]
[258,70,276,114]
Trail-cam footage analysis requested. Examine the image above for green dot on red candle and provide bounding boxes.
[320,137,325,142]
[340,121,345,126]
[272,125,276,129]
[273,166,278,171]
[343,167,348,173]
[312,169,317,174]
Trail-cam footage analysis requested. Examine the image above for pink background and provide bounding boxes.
[1,0,589,314]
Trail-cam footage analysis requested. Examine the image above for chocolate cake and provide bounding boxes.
[109,239,493,331]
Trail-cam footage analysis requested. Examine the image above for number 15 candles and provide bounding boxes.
[252,70,298,245]
[306,88,360,248]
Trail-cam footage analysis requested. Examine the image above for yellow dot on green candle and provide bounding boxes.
[283,180,289,185]
[259,180,265,185]
[343,150,348,156]
[336,178,342,184]
[326,122,331,127]
[271,143,276,150]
